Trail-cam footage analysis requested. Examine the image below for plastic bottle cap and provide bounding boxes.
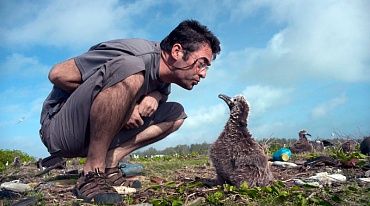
[281,153,289,161]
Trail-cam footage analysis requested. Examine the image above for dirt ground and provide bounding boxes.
[0,156,369,206]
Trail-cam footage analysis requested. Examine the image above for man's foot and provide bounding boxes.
[73,168,122,204]
[106,167,142,188]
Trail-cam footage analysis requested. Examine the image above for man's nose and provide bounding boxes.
[198,69,207,78]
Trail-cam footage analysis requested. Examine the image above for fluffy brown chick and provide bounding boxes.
[290,130,314,154]
[209,94,274,188]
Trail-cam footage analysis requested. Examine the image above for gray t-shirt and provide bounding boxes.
[41,38,170,124]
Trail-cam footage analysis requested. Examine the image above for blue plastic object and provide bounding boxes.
[272,148,291,161]
[119,162,144,177]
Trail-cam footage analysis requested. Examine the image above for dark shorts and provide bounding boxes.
[40,61,187,158]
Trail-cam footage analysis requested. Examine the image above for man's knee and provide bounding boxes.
[157,102,187,123]
[48,59,82,94]
[172,119,185,132]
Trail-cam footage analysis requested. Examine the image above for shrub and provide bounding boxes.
[0,149,35,172]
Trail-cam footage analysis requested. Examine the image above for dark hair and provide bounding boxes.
[160,19,221,61]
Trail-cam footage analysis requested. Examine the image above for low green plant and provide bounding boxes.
[331,148,368,166]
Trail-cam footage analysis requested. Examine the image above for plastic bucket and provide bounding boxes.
[272,148,291,161]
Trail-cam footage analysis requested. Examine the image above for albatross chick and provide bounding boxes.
[209,94,274,188]
[291,130,313,154]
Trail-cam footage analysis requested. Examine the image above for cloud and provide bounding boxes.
[241,85,294,116]
[310,93,347,119]
[251,121,292,139]
[0,0,161,49]
[230,1,370,84]
[0,54,49,77]
[182,103,227,130]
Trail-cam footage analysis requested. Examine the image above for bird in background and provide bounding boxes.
[312,139,325,153]
[360,136,370,155]
[340,139,358,153]
[17,116,26,124]
[12,156,21,168]
[290,129,314,154]
[209,94,274,188]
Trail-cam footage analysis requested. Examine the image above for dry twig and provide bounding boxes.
[34,160,67,177]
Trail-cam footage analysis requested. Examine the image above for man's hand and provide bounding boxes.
[124,105,144,129]
[124,91,166,129]
[138,94,159,117]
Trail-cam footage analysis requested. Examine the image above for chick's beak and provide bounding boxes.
[218,94,233,108]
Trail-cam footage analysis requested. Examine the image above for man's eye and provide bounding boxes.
[199,62,206,68]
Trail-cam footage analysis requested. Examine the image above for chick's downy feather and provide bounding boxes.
[209,94,274,187]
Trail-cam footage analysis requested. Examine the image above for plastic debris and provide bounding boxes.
[308,172,346,183]
[294,172,347,188]
[119,162,144,177]
[293,179,322,188]
[112,186,137,194]
[357,178,370,183]
[272,148,291,161]
[271,161,298,167]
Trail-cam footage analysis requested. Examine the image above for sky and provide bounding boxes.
[0,0,369,159]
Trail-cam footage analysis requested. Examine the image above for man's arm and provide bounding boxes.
[48,58,82,94]
[138,91,167,117]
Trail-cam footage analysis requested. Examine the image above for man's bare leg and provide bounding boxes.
[83,73,144,173]
[105,119,184,168]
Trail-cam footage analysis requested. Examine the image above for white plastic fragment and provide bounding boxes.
[272,161,298,167]
[293,172,347,188]
[308,172,346,182]
[112,186,137,194]
[358,178,370,183]
[293,179,322,188]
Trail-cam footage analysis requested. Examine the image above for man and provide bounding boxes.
[39,19,221,204]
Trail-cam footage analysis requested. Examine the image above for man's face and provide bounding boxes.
[172,44,213,90]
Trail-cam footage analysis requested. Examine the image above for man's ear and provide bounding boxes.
[171,43,183,60]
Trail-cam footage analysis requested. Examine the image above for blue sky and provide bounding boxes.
[1,0,369,159]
